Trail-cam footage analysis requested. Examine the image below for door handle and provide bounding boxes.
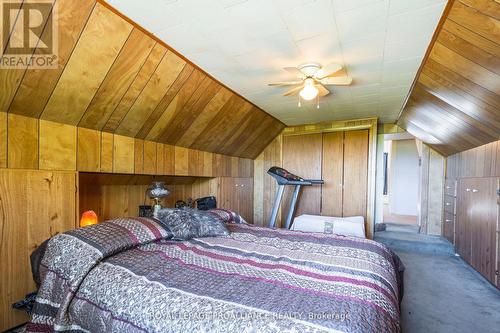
[465,188,471,192]
[445,202,451,206]
[472,189,478,193]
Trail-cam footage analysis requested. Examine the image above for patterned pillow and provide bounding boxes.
[208,208,247,224]
[156,208,229,240]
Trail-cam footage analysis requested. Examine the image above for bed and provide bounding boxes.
[27,215,403,333]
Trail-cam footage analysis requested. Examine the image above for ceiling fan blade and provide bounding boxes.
[320,76,353,85]
[314,63,342,79]
[283,67,305,78]
[317,84,330,97]
[327,68,348,77]
[283,85,304,96]
[268,81,303,86]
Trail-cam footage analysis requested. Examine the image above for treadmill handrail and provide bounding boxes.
[307,179,324,185]
[286,180,312,185]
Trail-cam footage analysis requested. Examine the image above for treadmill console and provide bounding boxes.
[267,166,306,185]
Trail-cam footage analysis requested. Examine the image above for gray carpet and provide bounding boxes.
[398,251,500,333]
[375,225,500,333]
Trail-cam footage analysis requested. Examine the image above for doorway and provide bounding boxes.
[382,137,419,229]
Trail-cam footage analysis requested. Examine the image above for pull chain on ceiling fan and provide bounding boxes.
[268,62,352,108]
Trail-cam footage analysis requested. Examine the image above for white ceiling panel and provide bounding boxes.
[107,0,447,125]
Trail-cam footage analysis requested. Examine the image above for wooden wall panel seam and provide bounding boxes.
[107,49,169,133]
[7,0,97,119]
[40,3,134,125]
[98,42,158,130]
[1,0,57,114]
[31,3,98,121]
[75,28,135,127]
[136,63,194,140]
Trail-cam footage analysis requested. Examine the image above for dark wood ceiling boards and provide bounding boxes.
[398,0,500,156]
[0,0,284,159]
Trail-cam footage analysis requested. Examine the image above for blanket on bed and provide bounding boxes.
[26,217,402,333]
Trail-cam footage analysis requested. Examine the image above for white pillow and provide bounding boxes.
[291,214,366,238]
[332,219,365,238]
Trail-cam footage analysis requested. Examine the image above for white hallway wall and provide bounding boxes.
[389,139,419,216]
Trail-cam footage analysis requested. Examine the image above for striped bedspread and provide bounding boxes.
[27,217,402,333]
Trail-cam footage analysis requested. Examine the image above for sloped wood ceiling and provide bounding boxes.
[398,0,500,156]
[0,0,284,159]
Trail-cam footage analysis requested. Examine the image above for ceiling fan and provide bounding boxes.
[268,62,352,107]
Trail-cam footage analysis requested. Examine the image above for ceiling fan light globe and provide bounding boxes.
[299,85,318,101]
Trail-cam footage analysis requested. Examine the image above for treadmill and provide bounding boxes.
[267,166,324,229]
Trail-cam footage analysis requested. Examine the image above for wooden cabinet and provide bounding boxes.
[321,132,343,217]
[218,177,254,223]
[0,170,77,331]
[282,133,323,219]
[456,177,499,285]
[281,130,369,223]
[342,130,369,218]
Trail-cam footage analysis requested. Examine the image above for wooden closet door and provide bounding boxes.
[321,132,343,216]
[456,179,471,261]
[464,183,474,264]
[469,178,498,283]
[237,178,254,224]
[219,177,239,213]
[282,133,323,220]
[342,130,369,219]
[470,178,482,273]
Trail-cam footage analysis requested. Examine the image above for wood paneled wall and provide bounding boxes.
[254,119,377,236]
[418,142,446,235]
[282,133,323,220]
[445,139,499,288]
[447,139,500,179]
[254,135,283,227]
[0,0,284,159]
[0,170,77,331]
[398,0,500,156]
[78,174,253,223]
[0,113,253,178]
[79,174,217,220]
[280,130,369,225]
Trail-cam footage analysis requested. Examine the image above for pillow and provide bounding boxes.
[332,219,365,238]
[208,208,247,224]
[156,208,229,240]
